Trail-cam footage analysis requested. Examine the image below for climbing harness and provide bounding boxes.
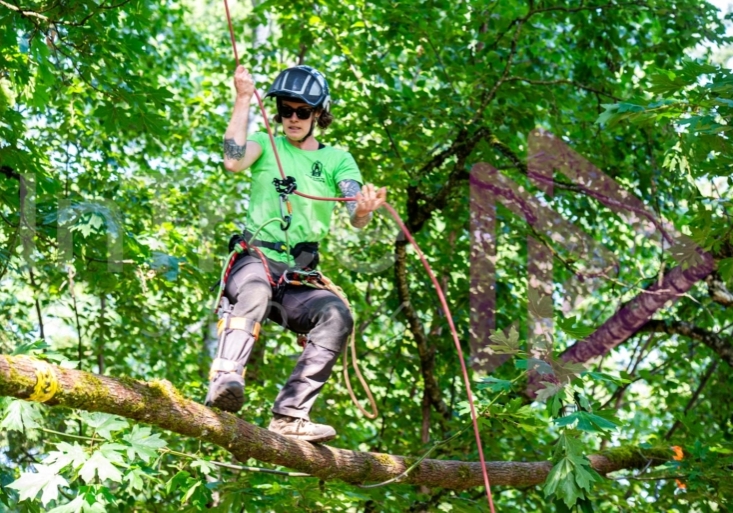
[221,3,496,510]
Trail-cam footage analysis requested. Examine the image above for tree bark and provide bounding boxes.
[1,354,674,489]
[526,254,714,397]
[559,253,714,365]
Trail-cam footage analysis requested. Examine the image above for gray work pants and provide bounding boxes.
[224,255,353,419]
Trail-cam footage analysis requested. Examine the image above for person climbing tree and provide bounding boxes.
[205,64,387,443]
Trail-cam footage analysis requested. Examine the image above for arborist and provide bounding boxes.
[205,64,387,443]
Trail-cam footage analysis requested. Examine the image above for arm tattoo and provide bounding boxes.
[338,179,371,229]
[224,138,247,160]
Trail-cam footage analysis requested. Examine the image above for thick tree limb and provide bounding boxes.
[641,320,733,368]
[527,255,714,397]
[0,355,674,489]
[559,255,714,364]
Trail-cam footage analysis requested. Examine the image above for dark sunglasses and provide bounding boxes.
[278,105,315,120]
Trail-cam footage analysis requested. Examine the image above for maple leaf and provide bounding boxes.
[488,325,521,355]
[7,464,69,506]
[122,425,167,462]
[528,287,553,319]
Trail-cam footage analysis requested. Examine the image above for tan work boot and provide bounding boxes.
[267,413,336,443]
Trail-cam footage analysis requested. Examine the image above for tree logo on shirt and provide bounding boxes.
[309,161,325,182]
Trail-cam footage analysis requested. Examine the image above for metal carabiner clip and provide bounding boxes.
[278,194,292,231]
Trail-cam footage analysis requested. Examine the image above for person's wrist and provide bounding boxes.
[236,92,253,102]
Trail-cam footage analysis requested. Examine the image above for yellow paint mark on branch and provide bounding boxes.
[28,360,58,403]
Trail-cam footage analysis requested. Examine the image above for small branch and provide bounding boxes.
[394,243,450,419]
[0,0,49,20]
[28,267,45,340]
[503,77,621,101]
[97,294,106,374]
[475,19,524,118]
[641,320,733,369]
[40,427,311,477]
[66,266,84,370]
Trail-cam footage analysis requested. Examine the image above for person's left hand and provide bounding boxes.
[354,183,387,217]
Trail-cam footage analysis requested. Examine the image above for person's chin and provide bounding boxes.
[285,127,303,140]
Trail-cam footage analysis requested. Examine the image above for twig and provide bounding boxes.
[503,77,621,101]
[39,428,313,477]
[0,0,49,20]
[28,267,45,340]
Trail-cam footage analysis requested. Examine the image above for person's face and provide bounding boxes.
[279,100,317,140]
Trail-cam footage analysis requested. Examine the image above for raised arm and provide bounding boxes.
[223,66,262,172]
[338,180,387,229]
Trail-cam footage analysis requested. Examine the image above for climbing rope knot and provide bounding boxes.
[28,359,59,403]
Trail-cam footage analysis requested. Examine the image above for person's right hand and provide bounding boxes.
[234,65,255,98]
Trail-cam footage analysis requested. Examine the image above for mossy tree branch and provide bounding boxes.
[1,355,676,489]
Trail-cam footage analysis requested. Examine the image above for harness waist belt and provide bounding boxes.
[243,230,319,257]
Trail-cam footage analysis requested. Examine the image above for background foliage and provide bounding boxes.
[1,0,733,511]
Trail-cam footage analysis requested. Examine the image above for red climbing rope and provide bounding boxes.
[222,3,496,511]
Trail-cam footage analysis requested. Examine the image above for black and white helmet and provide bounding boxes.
[265,65,331,112]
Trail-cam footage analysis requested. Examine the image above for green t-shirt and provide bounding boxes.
[245,132,363,264]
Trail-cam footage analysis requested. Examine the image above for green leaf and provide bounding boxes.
[124,467,153,492]
[477,376,513,393]
[166,470,191,494]
[488,326,521,355]
[0,399,43,431]
[122,425,167,462]
[543,458,574,497]
[718,258,733,281]
[81,412,129,440]
[7,464,69,506]
[574,462,602,490]
[181,481,202,504]
[585,371,630,385]
[557,316,596,339]
[556,411,619,432]
[79,447,125,484]
[528,287,553,318]
[668,238,706,270]
[47,496,87,513]
[44,442,89,472]
[191,459,217,476]
[11,340,50,355]
[536,382,563,403]
[648,71,688,95]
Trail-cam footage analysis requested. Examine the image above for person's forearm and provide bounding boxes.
[338,179,372,229]
[223,95,251,170]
